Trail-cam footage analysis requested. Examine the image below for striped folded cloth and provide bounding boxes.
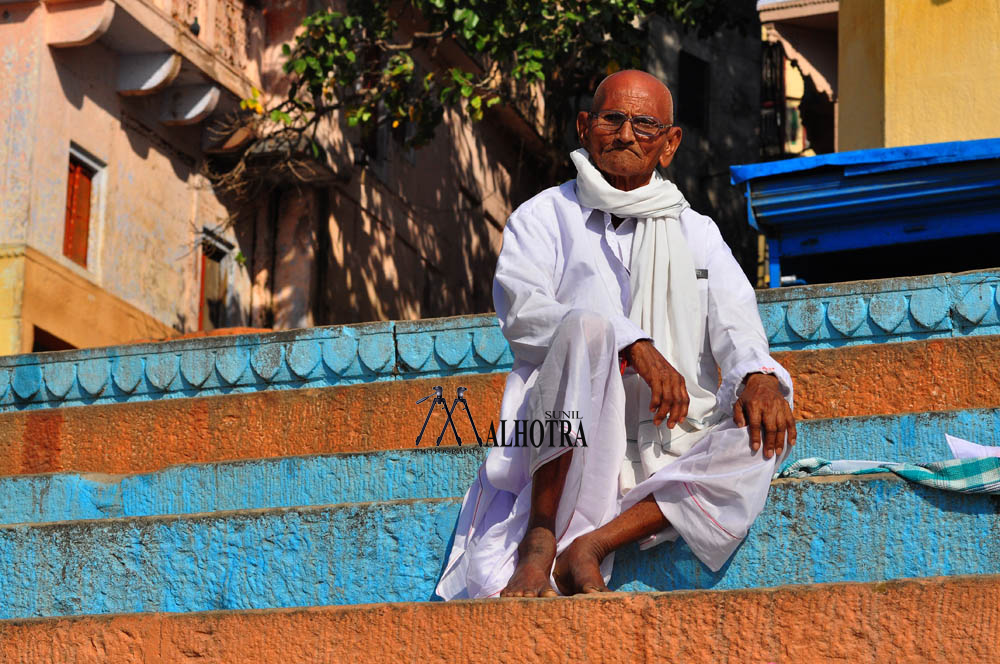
[776,456,1000,494]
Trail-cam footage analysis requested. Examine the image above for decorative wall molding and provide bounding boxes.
[0,245,28,260]
[757,270,1000,350]
[44,0,115,48]
[1,270,998,412]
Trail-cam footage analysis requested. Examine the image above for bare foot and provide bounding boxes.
[552,533,611,595]
[500,527,558,597]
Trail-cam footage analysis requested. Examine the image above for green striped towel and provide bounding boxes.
[776,456,1000,493]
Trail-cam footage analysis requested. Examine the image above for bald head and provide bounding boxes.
[576,69,682,190]
[593,70,674,125]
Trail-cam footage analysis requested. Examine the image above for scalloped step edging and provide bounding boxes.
[0,269,997,412]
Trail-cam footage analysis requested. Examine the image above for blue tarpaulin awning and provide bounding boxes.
[731,138,1000,184]
[729,138,1000,287]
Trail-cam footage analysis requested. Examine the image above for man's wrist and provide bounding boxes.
[620,338,653,365]
[742,372,780,390]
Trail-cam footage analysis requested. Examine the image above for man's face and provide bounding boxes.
[576,72,683,189]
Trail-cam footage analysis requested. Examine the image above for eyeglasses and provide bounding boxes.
[588,110,672,138]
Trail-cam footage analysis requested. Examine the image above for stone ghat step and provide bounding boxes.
[0,475,996,620]
[2,406,996,526]
[1,575,996,664]
[2,335,998,476]
[1,269,998,413]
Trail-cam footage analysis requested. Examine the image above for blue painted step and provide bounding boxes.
[1,407,996,526]
[2,269,998,412]
[0,475,996,619]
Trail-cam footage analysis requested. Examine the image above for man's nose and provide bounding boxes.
[614,118,636,143]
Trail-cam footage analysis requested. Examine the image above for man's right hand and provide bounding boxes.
[621,340,689,428]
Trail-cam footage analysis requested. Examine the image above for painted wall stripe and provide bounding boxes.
[0,476,996,619]
[0,406,996,526]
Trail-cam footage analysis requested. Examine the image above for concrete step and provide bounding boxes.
[0,475,996,619]
[2,406,996,526]
[2,269,997,413]
[1,334,998,476]
[1,575,996,663]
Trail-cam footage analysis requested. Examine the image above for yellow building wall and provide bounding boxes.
[839,0,1000,151]
[0,248,26,355]
[838,0,886,151]
[884,0,1000,147]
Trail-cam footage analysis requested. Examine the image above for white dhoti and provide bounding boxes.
[435,310,787,600]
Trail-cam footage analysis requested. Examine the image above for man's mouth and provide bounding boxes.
[604,146,642,158]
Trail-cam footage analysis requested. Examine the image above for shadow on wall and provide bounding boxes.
[648,12,764,280]
[239,108,543,328]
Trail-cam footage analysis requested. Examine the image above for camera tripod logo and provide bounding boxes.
[414,386,483,446]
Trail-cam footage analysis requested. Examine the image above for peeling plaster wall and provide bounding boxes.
[0,13,253,346]
[0,7,42,245]
[32,42,252,333]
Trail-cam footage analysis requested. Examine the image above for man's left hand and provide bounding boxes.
[733,373,796,460]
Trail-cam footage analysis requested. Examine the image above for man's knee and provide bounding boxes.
[556,309,616,354]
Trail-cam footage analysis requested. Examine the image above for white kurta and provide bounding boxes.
[435,180,794,600]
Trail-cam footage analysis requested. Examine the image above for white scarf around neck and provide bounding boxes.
[571,148,719,448]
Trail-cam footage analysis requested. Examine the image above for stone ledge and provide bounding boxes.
[1,269,998,412]
[2,336,998,475]
[1,406,997,522]
[4,575,994,663]
[0,475,996,618]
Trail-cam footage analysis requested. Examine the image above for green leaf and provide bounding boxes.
[246,2,733,181]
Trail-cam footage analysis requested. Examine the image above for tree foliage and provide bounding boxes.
[237,0,744,175]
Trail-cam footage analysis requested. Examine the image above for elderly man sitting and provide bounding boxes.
[436,70,796,599]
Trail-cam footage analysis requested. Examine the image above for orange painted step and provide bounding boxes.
[0,575,996,663]
[0,335,997,476]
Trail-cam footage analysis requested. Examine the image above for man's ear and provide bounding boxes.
[576,111,591,147]
[658,126,683,168]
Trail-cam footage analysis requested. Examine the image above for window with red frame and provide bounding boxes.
[64,156,95,267]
